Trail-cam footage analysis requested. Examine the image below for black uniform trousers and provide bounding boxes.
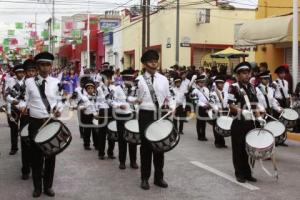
[20,114,31,175]
[196,106,208,140]
[8,109,20,151]
[212,120,225,146]
[116,113,137,164]
[81,113,98,148]
[173,105,185,133]
[98,108,115,157]
[231,119,254,179]
[28,117,55,191]
[138,109,164,181]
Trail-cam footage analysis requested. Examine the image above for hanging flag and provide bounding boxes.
[71,30,81,39]
[54,23,60,30]
[30,31,37,38]
[7,30,15,36]
[0,46,3,53]
[4,46,9,53]
[76,39,82,44]
[3,38,10,46]
[26,22,34,29]
[28,39,34,47]
[64,21,74,30]
[15,22,24,29]
[43,46,49,52]
[41,30,49,39]
[10,38,18,45]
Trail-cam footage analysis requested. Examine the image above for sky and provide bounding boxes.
[0,0,258,43]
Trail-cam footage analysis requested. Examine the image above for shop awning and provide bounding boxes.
[236,14,295,46]
[211,47,248,58]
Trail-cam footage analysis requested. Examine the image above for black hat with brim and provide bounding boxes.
[34,51,54,63]
[233,62,251,74]
[196,75,206,82]
[84,80,95,88]
[23,59,36,70]
[14,64,24,72]
[257,70,271,79]
[101,69,114,79]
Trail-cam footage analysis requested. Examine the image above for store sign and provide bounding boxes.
[180,36,191,47]
[99,20,120,33]
[103,32,113,45]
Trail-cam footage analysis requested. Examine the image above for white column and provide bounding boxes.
[87,0,90,68]
[293,0,298,90]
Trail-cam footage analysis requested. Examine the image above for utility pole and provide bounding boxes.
[51,0,55,54]
[87,0,90,68]
[293,0,298,90]
[142,0,146,53]
[146,0,150,47]
[175,0,180,65]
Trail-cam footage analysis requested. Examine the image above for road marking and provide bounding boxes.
[190,161,260,191]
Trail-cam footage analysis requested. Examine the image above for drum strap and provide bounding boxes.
[34,77,51,114]
[259,86,271,110]
[143,74,159,108]
[216,89,224,110]
[276,80,287,106]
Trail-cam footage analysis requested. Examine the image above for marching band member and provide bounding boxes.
[78,79,98,150]
[111,71,138,170]
[209,75,228,148]
[25,52,63,197]
[256,71,282,116]
[134,49,175,190]
[97,69,115,160]
[5,64,26,155]
[228,62,265,183]
[171,75,186,134]
[192,75,210,141]
[273,65,290,109]
[18,59,37,180]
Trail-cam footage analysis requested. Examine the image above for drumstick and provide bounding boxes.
[38,114,53,132]
[265,113,279,121]
[155,110,173,123]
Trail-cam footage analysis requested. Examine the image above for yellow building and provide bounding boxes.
[120,0,255,70]
[236,0,300,79]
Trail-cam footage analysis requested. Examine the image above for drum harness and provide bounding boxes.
[238,84,279,180]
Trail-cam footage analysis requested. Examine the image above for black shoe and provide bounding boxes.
[130,163,139,169]
[154,179,168,188]
[32,189,42,198]
[198,137,208,141]
[246,176,257,182]
[119,163,126,170]
[141,179,150,190]
[236,176,246,183]
[279,143,288,147]
[179,132,184,135]
[98,155,105,160]
[9,149,18,155]
[215,144,223,148]
[84,146,92,150]
[22,174,29,180]
[44,188,55,197]
[108,155,116,159]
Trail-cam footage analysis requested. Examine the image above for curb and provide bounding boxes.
[287,132,300,142]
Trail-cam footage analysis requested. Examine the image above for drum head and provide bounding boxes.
[216,116,233,130]
[20,124,29,137]
[246,129,274,149]
[35,122,61,143]
[282,108,299,121]
[107,120,117,132]
[145,120,173,142]
[124,120,139,133]
[264,121,286,137]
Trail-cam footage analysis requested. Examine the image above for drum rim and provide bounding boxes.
[144,119,174,142]
[151,130,180,153]
[216,116,233,131]
[245,128,275,149]
[124,119,139,134]
[264,120,286,137]
[107,120,117,132]
[281,108,299,120]
[34,120,68,144]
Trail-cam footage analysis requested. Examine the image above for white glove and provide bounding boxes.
[257,116,266,126]
[242,110,253,120]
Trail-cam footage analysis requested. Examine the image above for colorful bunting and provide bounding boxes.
[71,30,81,39]
[30,31,37,38]
[3,38,10,46]
[64,21,74,30]
[41,30,49,39]
[10,38,18,45]
[7,30,15,36]
[54,23,60,30]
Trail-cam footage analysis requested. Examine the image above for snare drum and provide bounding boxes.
[215,116,233,137]
[145,119,180,152]
[107,120,118,141]
[34,121,72,156]
[245,128,275,160]
[20,124,30,146]
[124,120,141,144]
[279,108,299,129]
[264,121,287,145]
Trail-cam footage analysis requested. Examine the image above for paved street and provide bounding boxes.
[1,110,300,200]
